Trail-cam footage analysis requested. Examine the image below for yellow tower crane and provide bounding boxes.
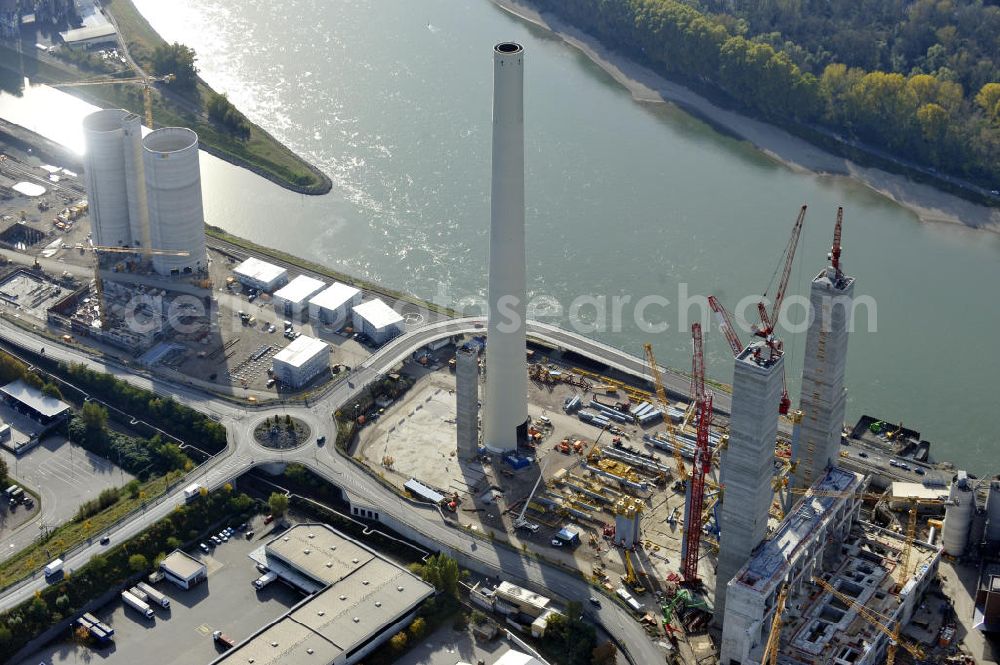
[812,577,926,665]
[643,343,687,483]
[782,487,950,586]
[51,74,175,128]
[762,583,788,665]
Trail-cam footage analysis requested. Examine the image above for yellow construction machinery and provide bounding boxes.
[622,549,646,594]
[812,577,926,665]
[782,486,950,586]
[762,583,788,665]
[643,343,687,482]
[52,74,175,128]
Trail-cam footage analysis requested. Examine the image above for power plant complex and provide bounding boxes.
[1,36,993,665]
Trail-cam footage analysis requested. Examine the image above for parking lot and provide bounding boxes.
[20,517,303,665]
[0,405,133,560]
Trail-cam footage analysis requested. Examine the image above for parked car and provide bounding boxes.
[915,468,926,476]
[589,597,601,607]
[858,451,868,458]
[99,536,110,546]
[199,543,210,553]
[263,514,274,525]
[550,539,563,547]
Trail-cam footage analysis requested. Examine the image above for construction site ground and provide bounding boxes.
[354,356,720,643]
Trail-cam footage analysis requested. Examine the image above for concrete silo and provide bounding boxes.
[142,128,207,275]
[942,470,975,556]
[82,109,141,247]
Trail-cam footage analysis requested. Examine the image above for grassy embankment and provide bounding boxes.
[38,0,330,194]
[0,474,171,589]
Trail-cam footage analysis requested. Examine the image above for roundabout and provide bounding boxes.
[253,414,311,450]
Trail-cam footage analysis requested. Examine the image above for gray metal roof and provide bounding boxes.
[0,380,70,418]
[214,525,434,665]
[160,550,206,580]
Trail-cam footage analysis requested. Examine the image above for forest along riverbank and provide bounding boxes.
[490,0,1000,234]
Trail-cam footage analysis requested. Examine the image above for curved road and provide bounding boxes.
[0,316,683,664]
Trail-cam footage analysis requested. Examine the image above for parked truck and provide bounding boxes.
[252,571,277,590]
[121,590,154,619]
[136,582,170,609]
[43,559,63,578]
[128,586,149,603]
[182,483,205,503]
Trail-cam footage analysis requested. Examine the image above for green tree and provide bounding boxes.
[128,554,149,573]
[268,492,289,517]
[80,401,108,432]
[206,91,251,138]
[125,479,142,499]
[418,553,459,598]
[28,596,48,622]
[41,382,63,399]
[55,594,71,612]
[150,42,198,90]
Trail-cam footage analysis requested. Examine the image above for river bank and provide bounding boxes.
[80,0,333,196]
[490,0,1000,234]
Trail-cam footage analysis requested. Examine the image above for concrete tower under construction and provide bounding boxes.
[456,345,480,460]
[714,342,785,626]
[483,42,528,453]
[791,212,855,491]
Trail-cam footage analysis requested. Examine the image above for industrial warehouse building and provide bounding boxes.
[271,335,330,388]
[351,299,404,345]
[273,275,326,319]
[159,550,206,589]
[233,257,288,293]
[0,379,70,425]
[214,524,434,665]
[309,282,361,326]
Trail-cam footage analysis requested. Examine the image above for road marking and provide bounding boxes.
[196,623,212,635]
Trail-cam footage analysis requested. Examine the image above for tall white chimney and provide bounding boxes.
[483,42,528,453]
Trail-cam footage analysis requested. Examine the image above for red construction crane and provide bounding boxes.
[830,206,843,276]
[752,204,807,352]
[682,322,713,584]
[708,295,744,358]
[707,205,807,415]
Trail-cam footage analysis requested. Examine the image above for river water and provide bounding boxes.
[1,0,998,473]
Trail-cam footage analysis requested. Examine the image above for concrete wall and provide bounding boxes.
[456,346,479,459]
[792,268,854,490]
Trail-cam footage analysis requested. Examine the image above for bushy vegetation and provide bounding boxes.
[150,42,198,89]
[62,362,227,453]
[206,91,251,138]
[68,403,192,481]
[0,489,257,662]
[537,601,598,665]
[534,0,1000,187]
